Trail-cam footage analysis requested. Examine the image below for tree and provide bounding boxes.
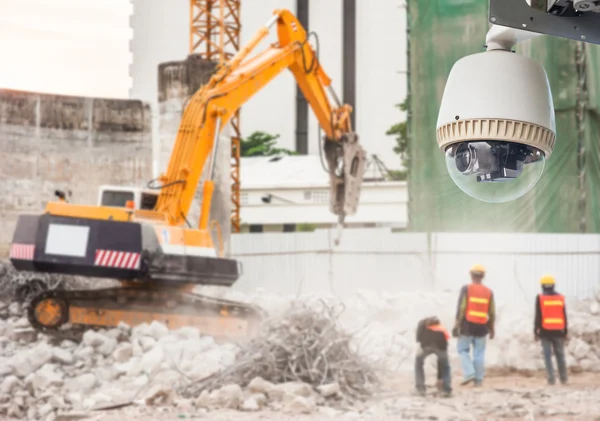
[240,131,297,157]
[385,97,410,180]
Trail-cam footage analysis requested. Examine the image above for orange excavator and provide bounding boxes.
[9,9,366,341]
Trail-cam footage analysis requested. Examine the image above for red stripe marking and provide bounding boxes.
[114,252,125,267]
[94,249,139,269]
[130,253,140,269]
[125,252,136,269]
[10,244,35,261]
[119,252,131,269]
[107,251,118,267]
[100,250,111,266]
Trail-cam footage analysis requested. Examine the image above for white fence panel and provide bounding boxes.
[230,229,600,301]
[232,230,331,295]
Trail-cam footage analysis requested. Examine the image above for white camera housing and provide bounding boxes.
[437,50,556,156]
[436,26,557,203]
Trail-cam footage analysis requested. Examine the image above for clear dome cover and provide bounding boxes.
[445,141,545,203]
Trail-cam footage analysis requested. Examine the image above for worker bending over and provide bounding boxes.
[453,264,495,387]
[535,274,568,385]
[415,316,452,397]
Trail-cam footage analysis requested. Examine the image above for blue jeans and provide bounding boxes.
[541,337,568,384]
[415,347,452,393]
[457,335,487,383]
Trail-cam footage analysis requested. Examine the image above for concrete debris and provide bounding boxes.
[144,385,176,406]
[0,260,112,305]
[1,260,600,419]
[180,301,380,400]
[270,381,314,401]
[9,302,21,317]
[10,327,38,343]
[9,342,53,377]
[31,366,64,390]
[241,393,267,411]
[283,395,316,414]
[52,348,74,365]
[209,384,243,409]
[317,382,341,398]
[74,346,94,361]
[194,391,212,409]
[113,343,133,363]
[0,375,20,394]
[569,337,591,360]
[139,336,156,352]
[247,376,275,395]
[96,337,117,356]
[67,373,97,393]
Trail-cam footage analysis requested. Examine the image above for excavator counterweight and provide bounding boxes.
[10,8,365,341]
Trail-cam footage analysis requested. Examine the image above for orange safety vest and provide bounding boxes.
[539,294,566,330]
[427,324,450,340]
[465,284,492,325]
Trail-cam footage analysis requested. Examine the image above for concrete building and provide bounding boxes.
[239,155,408,233]
[0,88,152,256]
[129,0,408,171]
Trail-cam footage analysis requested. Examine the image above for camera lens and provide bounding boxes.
[445,141,546,203]
[455,143,473,173]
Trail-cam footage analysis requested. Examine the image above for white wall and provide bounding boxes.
[129,0,408,169]
[129,0,188,104]
[231,229,600,304]
[240,182,408,225]
[355,0,407,168]
[238,0,296,151]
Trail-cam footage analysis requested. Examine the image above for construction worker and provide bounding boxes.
[415,316,452,397]
[452,264,495,387]
[535,274,568,385]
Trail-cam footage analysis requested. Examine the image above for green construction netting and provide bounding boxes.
[407,0,600,233]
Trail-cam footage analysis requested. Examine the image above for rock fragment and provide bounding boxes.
[67,373,97,393]
[247,376,275,395]
[210,384,243,409]
[241,393,267,411]
[318,382,341,398]
[52,348,74,365]
[283,395,316,414]
[113,343,133,363]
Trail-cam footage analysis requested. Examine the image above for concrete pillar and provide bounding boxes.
[211,123,232,256]
[343,0,357,130]
[295,0,309,155]
[157,56,232,255]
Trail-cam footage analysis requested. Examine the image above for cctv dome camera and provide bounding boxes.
[436,50,556,203]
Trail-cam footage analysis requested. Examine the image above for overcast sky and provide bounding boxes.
[0,0,132,98]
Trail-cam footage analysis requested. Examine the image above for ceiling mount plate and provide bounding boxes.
[489,0,600,45]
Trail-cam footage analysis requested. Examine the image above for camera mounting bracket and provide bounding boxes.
[489,0,600,45]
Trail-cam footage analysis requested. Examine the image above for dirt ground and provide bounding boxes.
[76,372,600,421]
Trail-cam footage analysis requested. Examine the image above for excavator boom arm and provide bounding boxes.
[11,7,366,344]
[154,9,364,229]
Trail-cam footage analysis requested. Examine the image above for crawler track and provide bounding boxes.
[28,287,266,342]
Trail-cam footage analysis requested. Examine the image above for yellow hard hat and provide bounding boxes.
[540,274,556,286]
[470,264,486,275]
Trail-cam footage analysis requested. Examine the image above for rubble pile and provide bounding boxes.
[480,296,600,373]
[180,300,380,401]
[1,256,600,419]
[229,290,600,376]
[0,300,380,420]
[0,260,115,306]
[0,312,239,420]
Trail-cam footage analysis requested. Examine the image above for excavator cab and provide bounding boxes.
[98,185,159,211]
